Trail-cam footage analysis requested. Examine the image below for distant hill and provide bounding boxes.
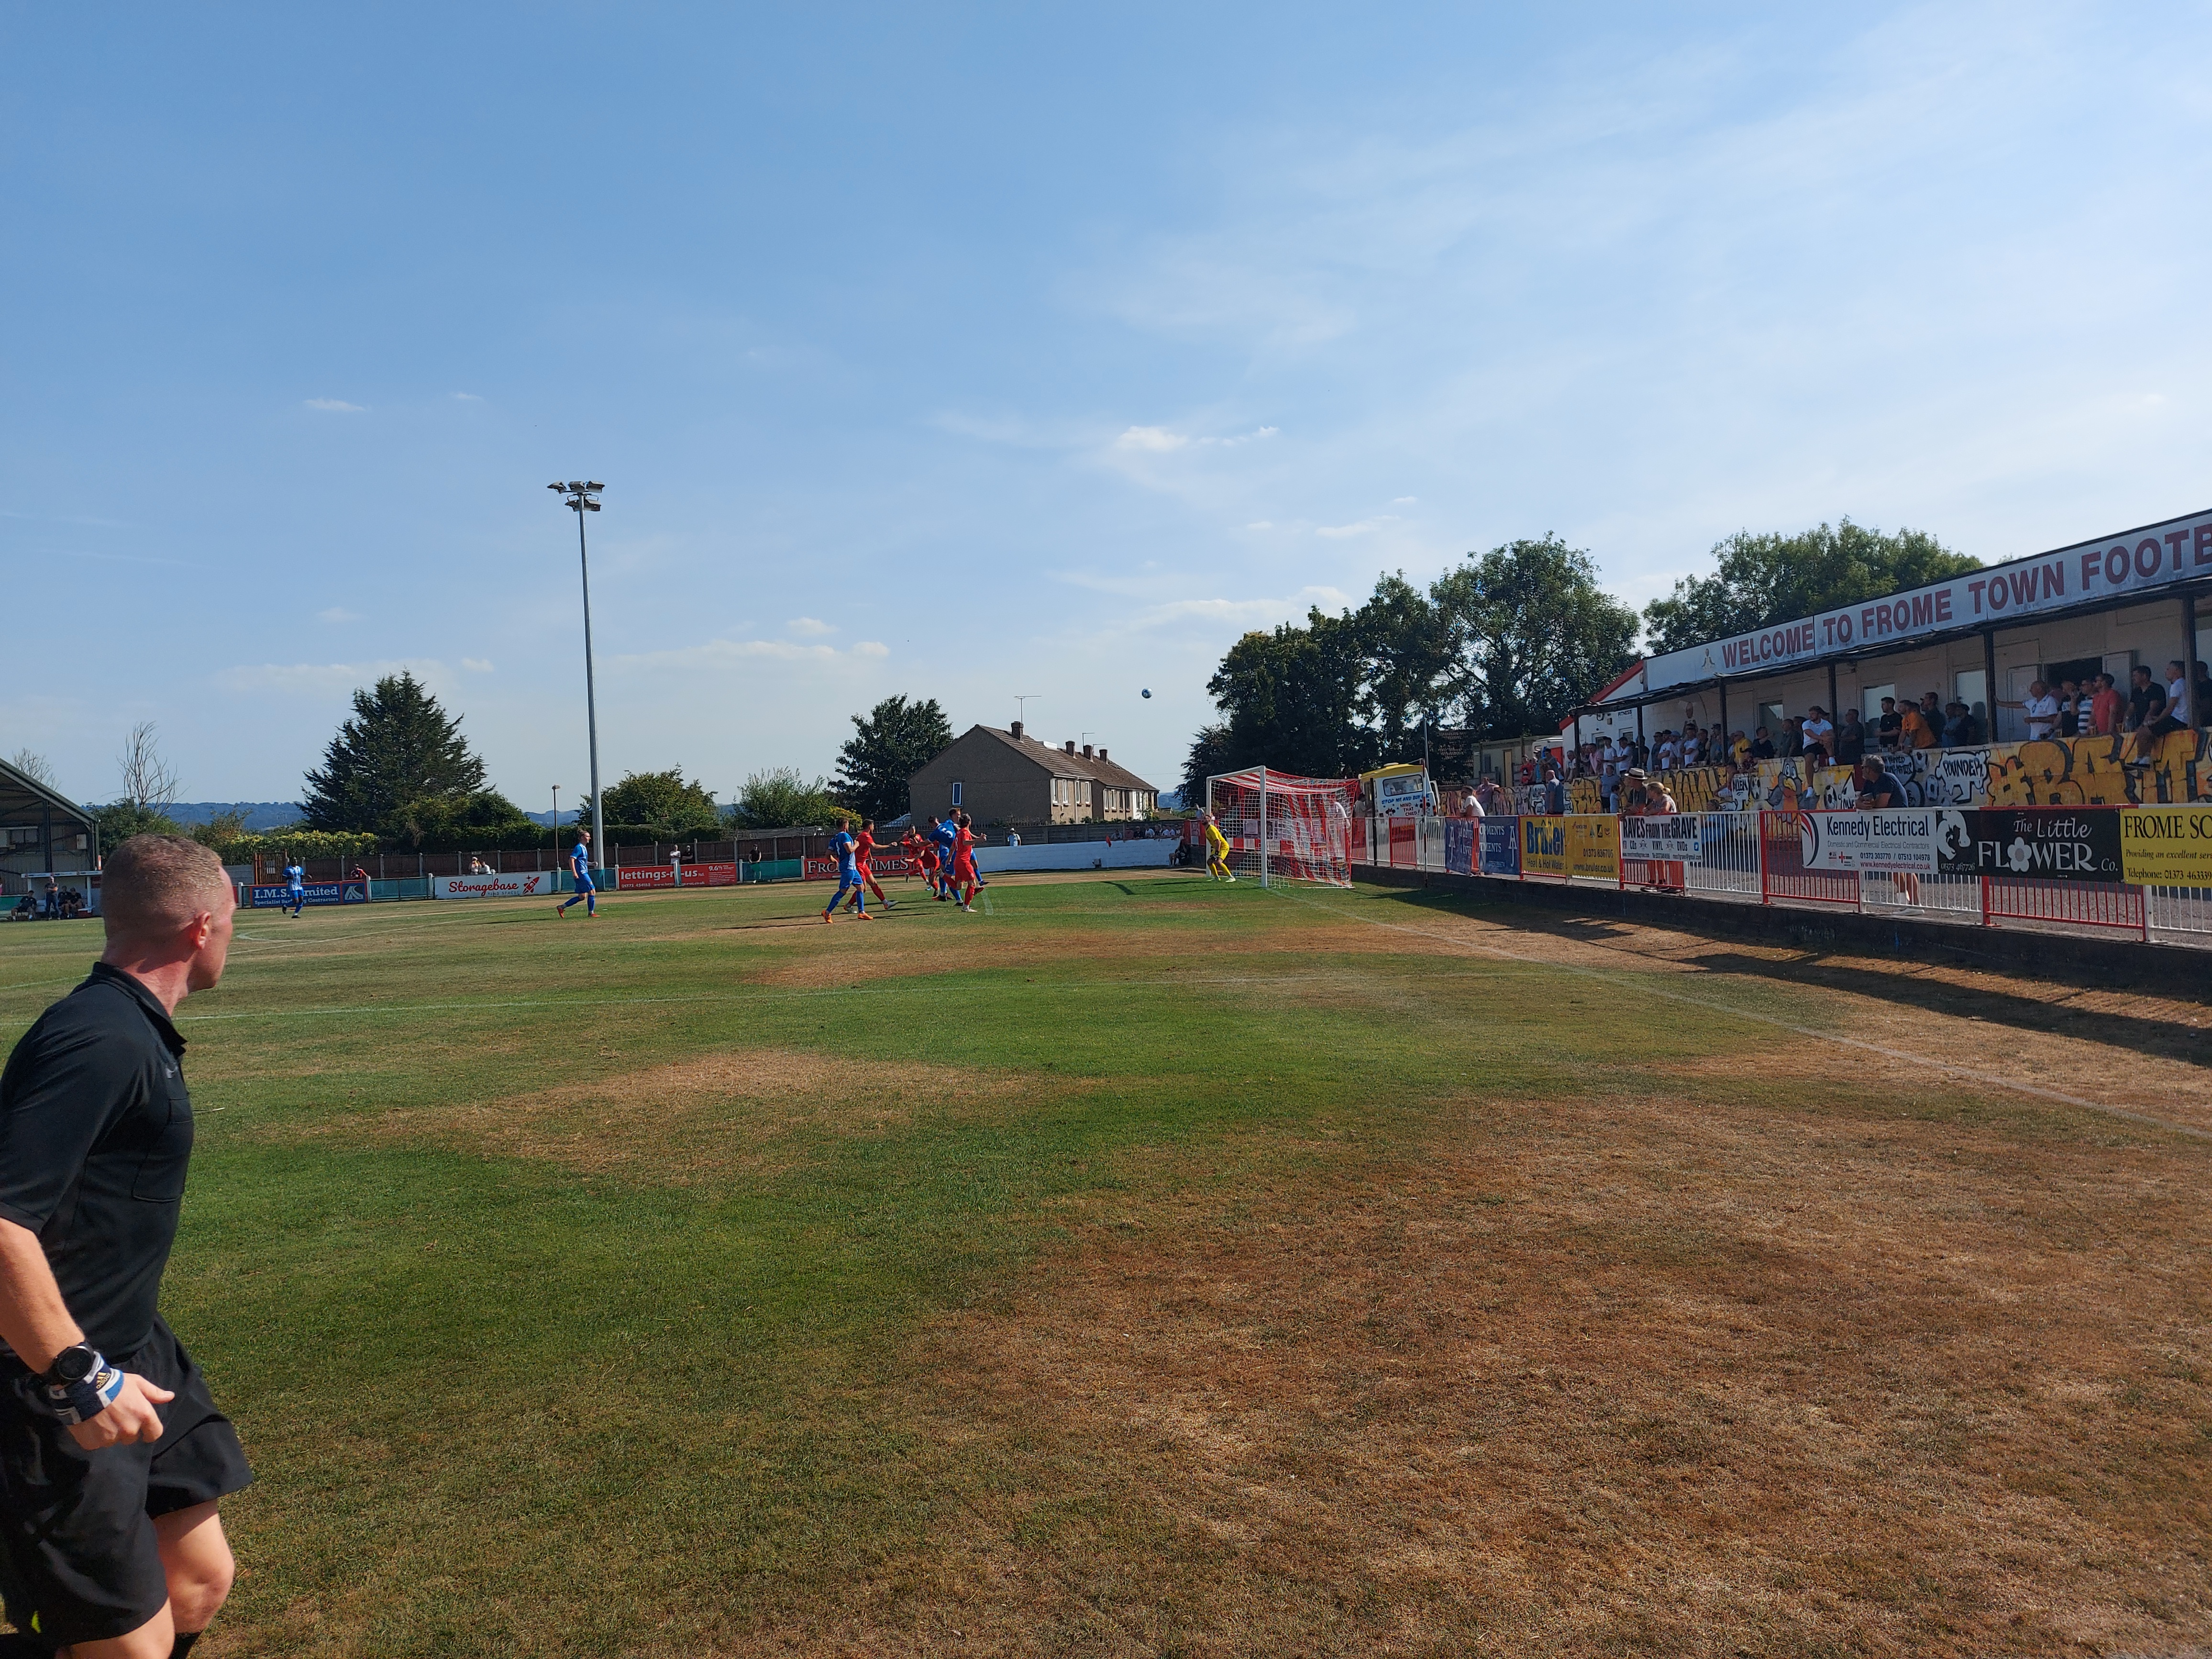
[165,802,305,831]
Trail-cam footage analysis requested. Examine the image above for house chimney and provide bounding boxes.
[1064,740,1075,754]
[1082,743,1093,759]
[1010,720,1024,741]
[1098,748,1108,761]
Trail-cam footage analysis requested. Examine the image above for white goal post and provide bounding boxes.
[1205,766,1360,888]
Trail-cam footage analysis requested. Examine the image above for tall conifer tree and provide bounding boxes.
[302,671,487,832]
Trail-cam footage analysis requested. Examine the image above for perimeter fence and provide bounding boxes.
[1355,810,2212,952]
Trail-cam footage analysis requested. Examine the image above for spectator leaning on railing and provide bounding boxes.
[1853,753,1920,902]
[1998,678,2059,740]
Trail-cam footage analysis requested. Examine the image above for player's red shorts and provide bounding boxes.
[953,858,977,883]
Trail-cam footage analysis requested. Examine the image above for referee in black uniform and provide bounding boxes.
[0,836,250,1658]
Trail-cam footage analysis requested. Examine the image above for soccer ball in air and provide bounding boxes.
[1141,688,1152,698]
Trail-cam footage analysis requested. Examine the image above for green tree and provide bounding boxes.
[581,768,723,838]
[302,672,487,833]
[1203,608,1375,782]
[1178,722,1243,808]
[734,767,846,830]
[1641,520,1980,655]
[90,800,185,852]
[188,809,253,852]
[833,696,953,824]
[379,789,541,853]
[1354,572,1455,762]
[1430,536,1639,739]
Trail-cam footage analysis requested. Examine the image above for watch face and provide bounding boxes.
[53,1346,97,1384]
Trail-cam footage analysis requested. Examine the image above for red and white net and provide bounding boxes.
[1207,767,1359,888]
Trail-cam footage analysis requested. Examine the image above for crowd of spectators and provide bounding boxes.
[1541,657,2212,809]
[5,880,88,921]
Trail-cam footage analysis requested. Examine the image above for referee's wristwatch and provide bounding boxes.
[42,1344,126,1425]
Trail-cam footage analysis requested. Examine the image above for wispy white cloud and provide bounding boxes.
[785,617,835,636]
[1125,586,1353,631]
[216,658,445,696]
[316,607,361,623]
[303,398,364,412]
[1316,515,1399,539]
[462,657,494,673]
[452,391,483,402]
[609,637,893,671]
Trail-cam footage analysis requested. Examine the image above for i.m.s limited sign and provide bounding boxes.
[1639,509,2212,692]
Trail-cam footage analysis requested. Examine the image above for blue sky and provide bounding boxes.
[5,3,2209,808]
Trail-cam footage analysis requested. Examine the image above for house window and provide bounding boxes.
[950,781,962,807]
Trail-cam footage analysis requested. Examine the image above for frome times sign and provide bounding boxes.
[1935,808,2124,880]
[1639,509,2212,692]
[805,853,922,880]
[2117,806,2212,885]
[614,863,738,891]
[1478,818,1520,875]
[248,879,367,907]
[1798,809,1939,874]
[431,871,558,899]
[1619,814,1703,865]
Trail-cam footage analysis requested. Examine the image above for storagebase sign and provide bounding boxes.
[432,872,557,900]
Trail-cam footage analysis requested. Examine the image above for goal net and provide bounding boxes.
[1206,767,1359,888]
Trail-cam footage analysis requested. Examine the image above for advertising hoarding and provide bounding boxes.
[1797,809,1940,874]
[1443,818,1475,876]
[1619,814,1703,864]
[1520,815,1568,878]
[614,863,738,891]
[2117,806,2212,886]
[1935,809,2124,880]
[1478,818,1520,876]
[1565,816,1619,882]
[431,872,557,900]
[248,879,368,907]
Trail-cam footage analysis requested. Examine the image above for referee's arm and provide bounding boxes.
[0,1031,175,1449]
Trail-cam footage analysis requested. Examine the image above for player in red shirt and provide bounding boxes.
[951,811,982,911]
[908,827,940,896]
[852,819,895,910]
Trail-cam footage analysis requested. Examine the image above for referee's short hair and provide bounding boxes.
[104,834,231,941]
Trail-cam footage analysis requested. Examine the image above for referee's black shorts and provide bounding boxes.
[0,1317,252,1649]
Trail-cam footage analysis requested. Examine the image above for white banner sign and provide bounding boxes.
[1798,809,1940,873]
[1639,509,2212,692]
[1619,814,1705,864]
[431,871,559,899]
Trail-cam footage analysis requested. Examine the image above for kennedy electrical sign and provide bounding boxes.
[1640,509,2212,692]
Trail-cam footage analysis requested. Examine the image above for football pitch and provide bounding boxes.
[3,871,2209,1657]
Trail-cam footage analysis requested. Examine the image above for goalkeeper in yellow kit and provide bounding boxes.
[1203,813,1235,882]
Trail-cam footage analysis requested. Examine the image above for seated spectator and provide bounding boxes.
[2124,664,2161,737]
[2129,659,2190,763]
[1998,678,2060,741]
[1835,708,1866,765]
[1728,729,1750,767]
[9,893,32,921]
[1800,705,1835,756]
[1749,726,1775,760]
[1803,739,1831,768]
[2195,661,2212,728]
[1779,717,1803,758]
[1876,696,1902,748]
[2091,671,2124,735]
[1854,754,1920,900]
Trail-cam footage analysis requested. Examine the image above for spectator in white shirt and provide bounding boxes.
[2000,679,2061,741]
[1800,706,1835,755]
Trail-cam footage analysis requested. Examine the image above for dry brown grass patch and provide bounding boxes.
[279,1048,1059,1181]
[794,1090,2212,1657]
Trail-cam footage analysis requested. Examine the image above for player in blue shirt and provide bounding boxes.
[820,818,874,923]
[929,815,959,902]
[556,830,598,918]
[285,861,306,918]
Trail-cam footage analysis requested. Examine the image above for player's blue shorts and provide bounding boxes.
[831,868,863,898]
[571,872,595,892]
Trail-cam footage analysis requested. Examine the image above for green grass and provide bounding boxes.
[2,873,2207,1656]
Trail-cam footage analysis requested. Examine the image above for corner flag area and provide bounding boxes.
[4,871,2207,1654]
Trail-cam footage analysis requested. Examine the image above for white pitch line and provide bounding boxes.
[1292,889,2212,1144]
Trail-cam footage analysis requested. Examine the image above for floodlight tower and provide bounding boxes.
[548,480,607,863]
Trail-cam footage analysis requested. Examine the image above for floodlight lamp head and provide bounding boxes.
[584,481,603,492]
[584,499,599,510]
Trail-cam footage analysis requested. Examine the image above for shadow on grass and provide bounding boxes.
[1366,882,2212,1075]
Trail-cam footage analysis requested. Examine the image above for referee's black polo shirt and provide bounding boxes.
[0,963,195,1358]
